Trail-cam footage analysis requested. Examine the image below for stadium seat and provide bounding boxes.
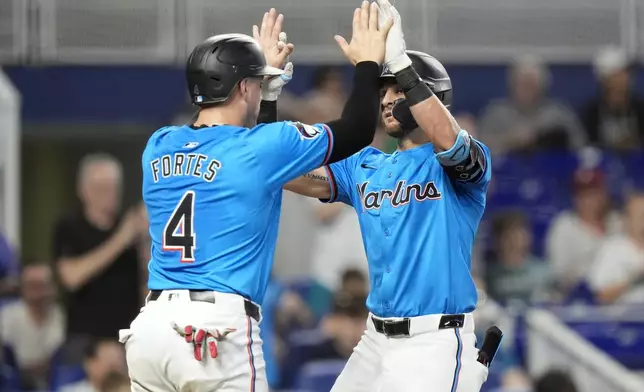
[283,278,332,320]
[562,281,596,305]
[294,359,346,392]
[48,348,86,391]
[1,345,22,391]
[280,329,327,388]
[564,316,644,370]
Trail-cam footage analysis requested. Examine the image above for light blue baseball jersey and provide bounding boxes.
[323,138,491,317]
[142,121,333,304]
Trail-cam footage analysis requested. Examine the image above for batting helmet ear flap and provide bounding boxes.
[391,98,418,132]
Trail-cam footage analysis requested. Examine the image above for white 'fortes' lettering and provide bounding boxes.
[150,153,222,183]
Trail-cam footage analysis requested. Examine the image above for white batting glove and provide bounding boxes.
[261,62,293,101]
[377,0,412,74]
[261,31,293,101]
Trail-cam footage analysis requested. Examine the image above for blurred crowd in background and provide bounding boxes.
[0,24,644,392]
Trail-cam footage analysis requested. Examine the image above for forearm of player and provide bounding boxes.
[325,61,381,163]
[395,66,459,151]
[283,168,331,199]
[57,234,130,291]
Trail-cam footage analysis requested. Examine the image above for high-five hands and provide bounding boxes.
[376,0,412,73]
[253,8,293,69]
[335,1,394,65]
[262,32,294,101]
[253,9,294,101]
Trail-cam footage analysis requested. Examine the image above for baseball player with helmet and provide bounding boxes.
[119,3,394,392]
[285,1,494,391]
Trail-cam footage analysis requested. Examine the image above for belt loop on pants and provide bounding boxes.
[371,313,469,337]
[147,290,261,322]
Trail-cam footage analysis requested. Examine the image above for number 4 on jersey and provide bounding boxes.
[163,191,196,263]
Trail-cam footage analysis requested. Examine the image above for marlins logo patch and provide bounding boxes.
[289,122,322,140]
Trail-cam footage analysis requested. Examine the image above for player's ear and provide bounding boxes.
[238,78,248,97]
[238,78,253,101]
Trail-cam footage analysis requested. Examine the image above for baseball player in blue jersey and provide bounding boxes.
[285,1,492,391]
[119,4,394,392]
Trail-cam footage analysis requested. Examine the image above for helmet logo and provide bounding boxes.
[193,85,204,103]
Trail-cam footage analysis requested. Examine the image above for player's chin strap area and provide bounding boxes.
[391,98,418,134]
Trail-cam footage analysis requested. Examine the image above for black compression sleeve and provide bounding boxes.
[257,100,277,124]
[325,61,381,164]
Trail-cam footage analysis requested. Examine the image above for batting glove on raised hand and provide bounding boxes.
[377,0,412,74]
[261,32,293,101]
[172,322,236,361]
[262,61,293,101]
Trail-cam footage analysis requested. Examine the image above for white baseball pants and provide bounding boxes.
[119,290,267,392]
[331,313,488,392]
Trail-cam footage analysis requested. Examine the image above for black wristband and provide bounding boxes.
[257,100,277,124]
[394,66,433,106]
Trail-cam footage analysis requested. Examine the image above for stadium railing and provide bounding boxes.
[0,0,641,65]
[0,69,21,249]
[525,308,644,392]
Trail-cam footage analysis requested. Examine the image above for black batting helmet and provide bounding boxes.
[186,34,283,106]
[380,50,452,109]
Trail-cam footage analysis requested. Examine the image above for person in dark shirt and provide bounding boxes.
[52,153,148,346]
[280,291,368,389]
[583,46,644,150]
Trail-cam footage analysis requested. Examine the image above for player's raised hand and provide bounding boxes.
[376,0,412,73]
[335,1,394,65]
[253,8,294,69]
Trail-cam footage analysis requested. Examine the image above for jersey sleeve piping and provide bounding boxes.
[321,124,334,166]
[319,165,338,203]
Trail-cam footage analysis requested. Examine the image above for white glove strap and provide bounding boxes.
[386,53,413,74]
[261,63,293,101]
[261,81,283,101]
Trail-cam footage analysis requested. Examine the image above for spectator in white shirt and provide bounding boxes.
[308,198,368,292]
[0,263,65,390]
[588,192,644,304]
[307,128,390,293]
[545,168,622,295]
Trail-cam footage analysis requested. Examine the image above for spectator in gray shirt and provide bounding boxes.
[479,55,585,155]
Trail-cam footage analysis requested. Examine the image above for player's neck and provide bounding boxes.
[194,106,243,128]
[396,128,431,151]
